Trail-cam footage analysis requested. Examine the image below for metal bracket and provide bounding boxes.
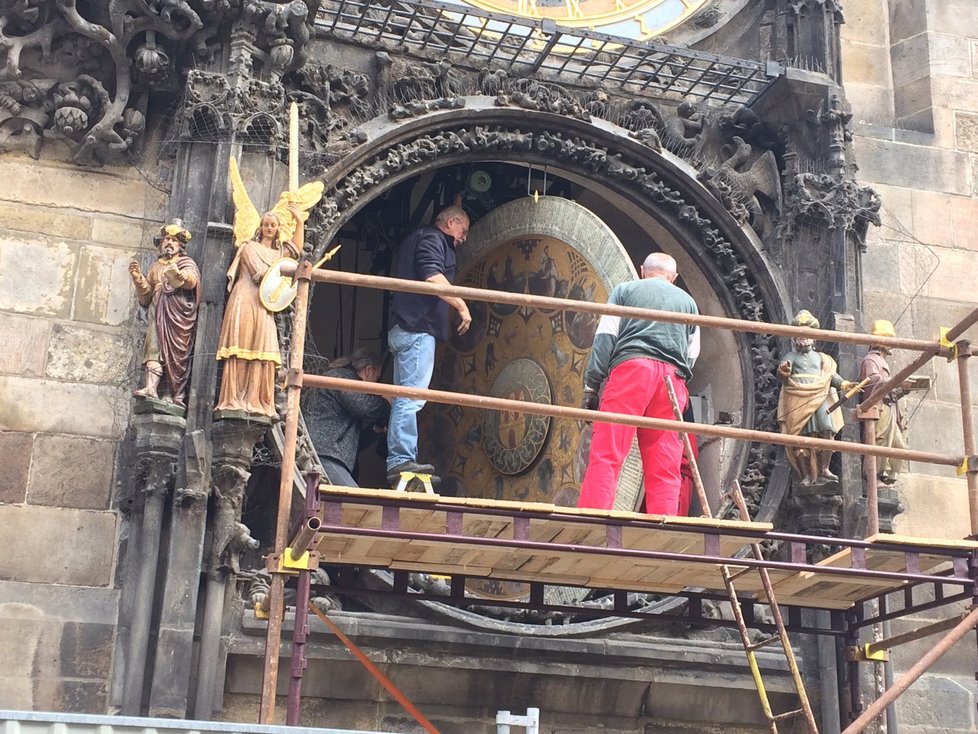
[846,644,890,662]
[854,404,880,421]
[267,549,320,575]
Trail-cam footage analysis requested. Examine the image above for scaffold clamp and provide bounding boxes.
[267,549,320,574]
[846,644,889,662]
[958,455,978,476]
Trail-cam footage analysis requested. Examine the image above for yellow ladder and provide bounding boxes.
[664,376,819,733]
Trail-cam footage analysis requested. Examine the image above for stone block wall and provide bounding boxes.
[843,0,978,731]
[0,153,164,713]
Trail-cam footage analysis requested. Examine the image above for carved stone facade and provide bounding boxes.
[7,0,977,730]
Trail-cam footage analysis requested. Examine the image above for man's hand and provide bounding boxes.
[582,386,600,412]
[841,380,862,393]
[777,360,792,378]
[128,260,144,283]
[456,302,472,335]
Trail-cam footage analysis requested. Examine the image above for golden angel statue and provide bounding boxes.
[214,156,324,419]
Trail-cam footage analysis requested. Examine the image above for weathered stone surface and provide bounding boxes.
[59,622,115,679]
[27,434,115,510]
[846,84,895,124]
[901,399,966,478]
[0,505,116,586]
[893,473,972,538]
[888,0,927,45]
[846,42,894,88]
[929,32,973,78]
[927,0,978,37]
[0,376,129,438]
[0,313,50,377]
[854,137,972,195]
[0,603,47,709]
[894,76,933,121]
[0,431,32,504]
[931,75,978,115]
[891,33,931,87]
[840,0,889,46]
[955,111,978,153]
[0,156,151,218]
[0,580,120,621]
[91,217,156,249]
[0,236,77,317]
[0,201,93,241]
[899,242,978,302]
[910,189,955,247]
[895,673,976,730]
[46,323,132,385]
[74,245,136,327]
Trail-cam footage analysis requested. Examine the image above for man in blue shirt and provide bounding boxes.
[578,252,699,515]
[387,206,472,482]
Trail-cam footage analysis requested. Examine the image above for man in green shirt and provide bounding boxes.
[578,252,699,515]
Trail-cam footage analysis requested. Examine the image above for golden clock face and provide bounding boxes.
[451,0,712,40]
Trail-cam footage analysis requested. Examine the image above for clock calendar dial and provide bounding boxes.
[451,0,712,40]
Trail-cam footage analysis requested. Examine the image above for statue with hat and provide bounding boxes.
[777,309,860,485]
[129,220,201,409]
[859,320,910,484]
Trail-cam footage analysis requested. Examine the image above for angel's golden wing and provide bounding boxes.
[270,180,325,243]
[228,156,261,248]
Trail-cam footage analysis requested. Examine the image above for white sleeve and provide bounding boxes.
[688,326,700,365]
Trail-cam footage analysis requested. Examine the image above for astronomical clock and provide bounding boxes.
[448,0,714,40]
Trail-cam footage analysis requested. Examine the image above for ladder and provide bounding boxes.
[665,377,819,734]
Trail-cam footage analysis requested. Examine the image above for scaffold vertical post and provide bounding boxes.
[286,472,322,725]
[954,340,978,537]
[844,608,863,725]
[857,404,880,537]
[259,259,313,724]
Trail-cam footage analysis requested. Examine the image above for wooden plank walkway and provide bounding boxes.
[313,487,978,610]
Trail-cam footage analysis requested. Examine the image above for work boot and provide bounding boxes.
[387,461,436,485]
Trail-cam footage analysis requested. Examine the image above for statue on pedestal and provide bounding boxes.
[129,220,200,411]
[214,156,323,420]
[777,310,859,486]
[860,320,911,485]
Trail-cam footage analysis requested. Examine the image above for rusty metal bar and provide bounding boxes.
[259,261,313,724]
[307,374,964,469]
[865,610,975,655]
[956,341,978,537]
[664,374,711,516]
[861,307,978,410]
[308,604,441,734]
[841,606,978,734]
[291,265,938,353]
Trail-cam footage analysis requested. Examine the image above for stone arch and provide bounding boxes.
[312,98,790,513]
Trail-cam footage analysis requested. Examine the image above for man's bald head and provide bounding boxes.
[641,252,678,283]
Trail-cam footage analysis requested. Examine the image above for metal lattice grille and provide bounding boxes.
[315,0,780,106]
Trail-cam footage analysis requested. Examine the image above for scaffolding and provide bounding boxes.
[256,260,978,733]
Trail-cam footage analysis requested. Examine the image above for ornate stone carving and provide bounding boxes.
[495,79,590,122]
[0,0,317,162]
[697,136,781,233]
[777,169,882,244]
[313,123,780,507]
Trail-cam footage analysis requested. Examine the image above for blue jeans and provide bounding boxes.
[386,324,436,471]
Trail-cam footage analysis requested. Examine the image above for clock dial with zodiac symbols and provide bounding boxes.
[449,0,713,40]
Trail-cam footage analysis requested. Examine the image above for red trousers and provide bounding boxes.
[578,358,689,515]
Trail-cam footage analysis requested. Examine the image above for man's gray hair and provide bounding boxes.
[642,252,678,275]
[434,205,469,226]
